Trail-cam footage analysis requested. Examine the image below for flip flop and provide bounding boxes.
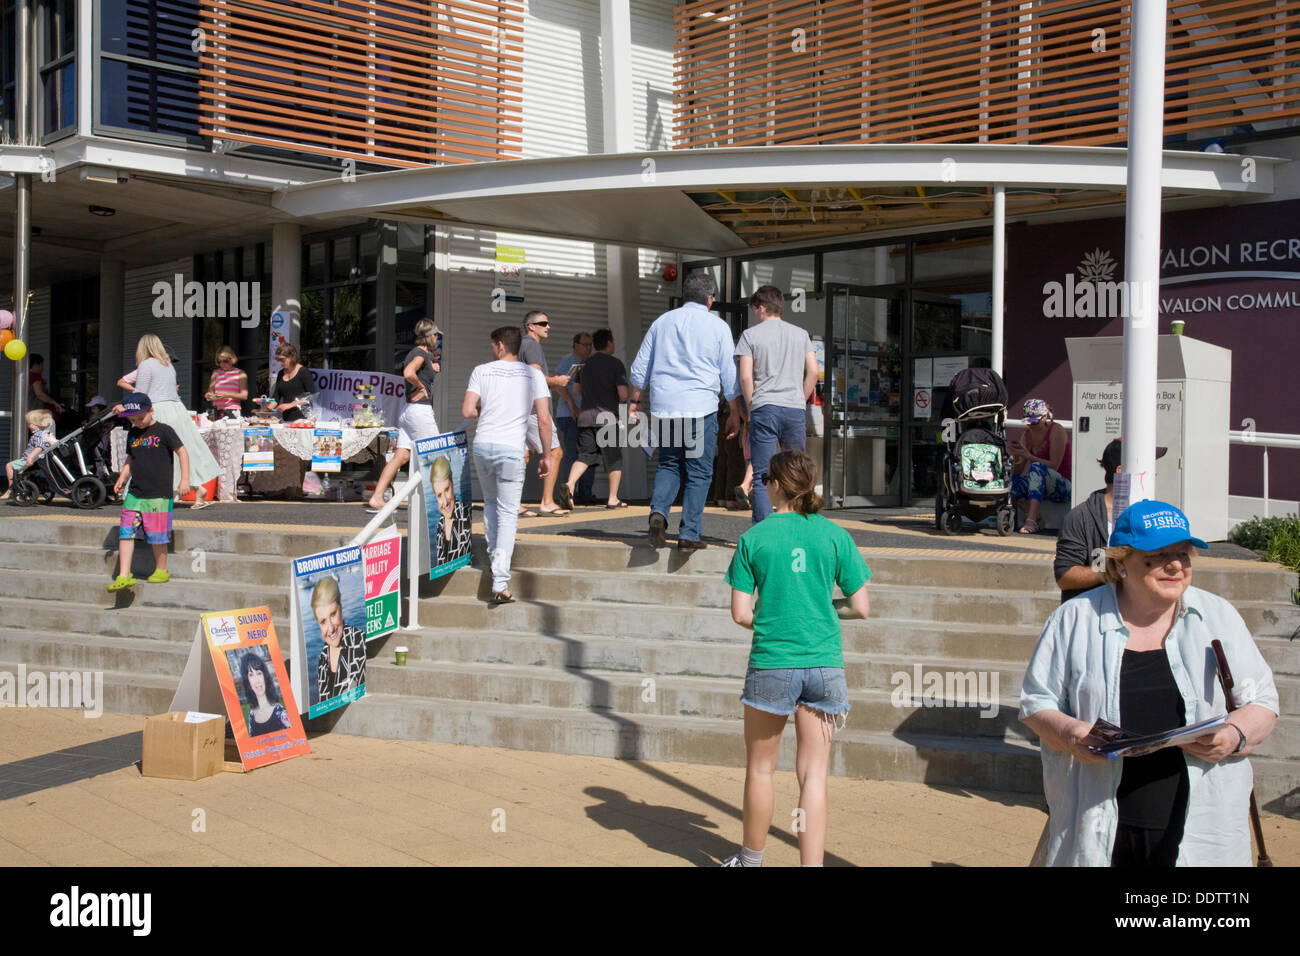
[537,508,570,517]
[605,501,629,509]
[488,591,515,605]
[518,508,540,518]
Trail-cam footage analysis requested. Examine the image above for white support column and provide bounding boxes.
[991,184,1005,375]
[77,0,93,138]
[271,222,302,360]
[98,259,125,400]
[600,0,647,497]
[1120,0,1167,504]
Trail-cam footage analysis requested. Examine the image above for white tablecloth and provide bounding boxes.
[271,425,387,461]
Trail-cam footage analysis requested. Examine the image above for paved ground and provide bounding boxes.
[1,709,1296,867]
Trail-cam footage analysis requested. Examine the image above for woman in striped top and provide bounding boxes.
[205,345,248,418]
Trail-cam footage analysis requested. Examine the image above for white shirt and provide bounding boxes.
[466,359,549,450]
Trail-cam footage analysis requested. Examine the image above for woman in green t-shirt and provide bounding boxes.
[722,450,871,867]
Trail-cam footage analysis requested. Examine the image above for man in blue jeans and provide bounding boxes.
[629,272,741,551]
[462,326,552,604]
[555,331,595,503]
[735,285,819,523]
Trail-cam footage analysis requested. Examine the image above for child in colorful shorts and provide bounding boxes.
[722,449,871,867]
[109,393,190,592]
[1,409,56,499]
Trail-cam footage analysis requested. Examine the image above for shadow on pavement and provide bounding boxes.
[0,732,143,801]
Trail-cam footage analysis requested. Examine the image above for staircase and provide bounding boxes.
[1,514,1297,811]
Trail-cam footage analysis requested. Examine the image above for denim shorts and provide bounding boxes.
[741,666,850,718]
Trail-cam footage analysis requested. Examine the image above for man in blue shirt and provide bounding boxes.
[629,272,741,551]
[555,331,595,504]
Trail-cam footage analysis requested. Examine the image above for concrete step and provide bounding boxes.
[0,516,359,559]
[0,542,291,586]
[0,596,278,645]
[0,658,178,717]
[319,691,1048,794]
[0,570,290,619]
[0,629,193,678]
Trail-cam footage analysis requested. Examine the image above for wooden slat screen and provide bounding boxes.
[199,0,524,167]
[674,0,1300,148]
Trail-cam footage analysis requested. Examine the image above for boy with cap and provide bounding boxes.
[108,394,190,592]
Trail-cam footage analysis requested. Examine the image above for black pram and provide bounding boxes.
[935,367,1015,535]
[10,406,115,509]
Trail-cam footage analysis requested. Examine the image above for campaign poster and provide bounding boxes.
[311,428,342,472]
[201,607,309,771]
[292,546,367,718]
[242,427,274,471]
[414,431,472,579]
[363,533,402,640]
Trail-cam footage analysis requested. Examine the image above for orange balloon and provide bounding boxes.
[0,330,12,349]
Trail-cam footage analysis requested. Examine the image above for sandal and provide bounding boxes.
[1019,518,1040,534]
[734,485,751,509]
[518,508,539,518]
[488,590,515,605]
[537,507,570,517]
[605,501,629,509]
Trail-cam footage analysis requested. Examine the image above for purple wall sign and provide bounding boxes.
[1007,198,1300,503]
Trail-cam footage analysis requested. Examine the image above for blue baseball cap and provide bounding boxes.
[1109,500,1208,551]
[119,393,152,418]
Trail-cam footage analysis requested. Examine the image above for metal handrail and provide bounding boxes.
[348,470,426,628]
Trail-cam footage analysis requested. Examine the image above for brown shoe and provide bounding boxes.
[648,512,668,549]
[677,539,707,552]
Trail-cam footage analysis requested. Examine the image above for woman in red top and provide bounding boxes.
[204,346,248,418]
[1011,398,1071,533]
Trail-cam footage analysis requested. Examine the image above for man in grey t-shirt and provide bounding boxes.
[735,285,819,522]
[520,310,571,515]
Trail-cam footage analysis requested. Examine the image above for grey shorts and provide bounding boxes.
[526,412,561,454]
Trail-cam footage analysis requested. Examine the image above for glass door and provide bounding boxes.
[822,284,904,507]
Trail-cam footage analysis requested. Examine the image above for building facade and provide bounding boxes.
[3,0,1297,510]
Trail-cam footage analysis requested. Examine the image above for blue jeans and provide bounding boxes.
[557,416,594,500]
[748,404,807,523]
[472,442,526,593]
[649,413,718,543]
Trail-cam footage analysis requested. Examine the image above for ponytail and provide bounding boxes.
[767,450,822,516]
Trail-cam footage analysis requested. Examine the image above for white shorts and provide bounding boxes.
[397,403,440,451]
[526,411,561,454]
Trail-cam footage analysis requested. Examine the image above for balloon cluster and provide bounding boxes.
[0,309,25,360]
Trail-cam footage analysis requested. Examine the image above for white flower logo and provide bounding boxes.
[1077,248,1117,282]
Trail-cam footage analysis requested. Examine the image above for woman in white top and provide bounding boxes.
[121,334,221,508]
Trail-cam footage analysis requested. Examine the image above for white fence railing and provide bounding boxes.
[1004,418,1299,518]
[349,471,426,628]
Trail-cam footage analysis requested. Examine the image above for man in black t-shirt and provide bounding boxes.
[108,393,190,592]
[563,329,629,507]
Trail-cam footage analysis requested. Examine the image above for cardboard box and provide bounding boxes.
[142,712,225,780]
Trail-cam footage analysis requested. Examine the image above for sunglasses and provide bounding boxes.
[531,321,550,327]
[758,472,775,484]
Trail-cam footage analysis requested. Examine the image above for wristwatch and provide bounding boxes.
[1231,724,1247,754]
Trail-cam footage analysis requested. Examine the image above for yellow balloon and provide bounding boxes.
[4,338,26,361]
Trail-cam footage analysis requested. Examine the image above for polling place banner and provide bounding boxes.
[307,368,405,426]
[290,546,367,718]
[363,532,402,640]
[414,431,472,580]
[199,607,309,771]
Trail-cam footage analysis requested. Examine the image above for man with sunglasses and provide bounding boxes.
[520,311,571,516]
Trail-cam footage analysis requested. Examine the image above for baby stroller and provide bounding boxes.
[935,367,1015,536]
[11,406,114,509]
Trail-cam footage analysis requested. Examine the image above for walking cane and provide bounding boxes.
[1211,639,1272,867]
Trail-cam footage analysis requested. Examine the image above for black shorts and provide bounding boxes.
[577,425,622,471]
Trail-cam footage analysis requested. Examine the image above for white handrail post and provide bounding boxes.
[1263,446,1270,518]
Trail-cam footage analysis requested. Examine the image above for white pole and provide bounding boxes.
[1120,1,1167,504]
[991,184,1005,375]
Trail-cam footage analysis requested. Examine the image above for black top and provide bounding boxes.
[1055,488,1110,603]
[125,422,183,499]
[574,352,629,427]
[1117,648,1190,830]
[404,347,437,405]
[247,702,291,738]
[272,367,312,422]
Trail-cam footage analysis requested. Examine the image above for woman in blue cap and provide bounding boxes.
[1020,499,1278,866]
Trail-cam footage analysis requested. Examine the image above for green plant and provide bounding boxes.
[1229,515,1300,555]
[1265,520,1300,574]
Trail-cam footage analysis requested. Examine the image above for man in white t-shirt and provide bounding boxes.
[462,326,552,604]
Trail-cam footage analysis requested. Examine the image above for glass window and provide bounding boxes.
[359,230,378,278]
[331,236,356,283]
[823,244,906,287]
[913,235,991,281]
[397,223,426,279]
[738,254,815,299]
[305,243,327,286]
[300,290,326,356]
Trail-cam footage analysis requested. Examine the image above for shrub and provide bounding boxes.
[1229,515,1300,558]
[1266,520,1300,575]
